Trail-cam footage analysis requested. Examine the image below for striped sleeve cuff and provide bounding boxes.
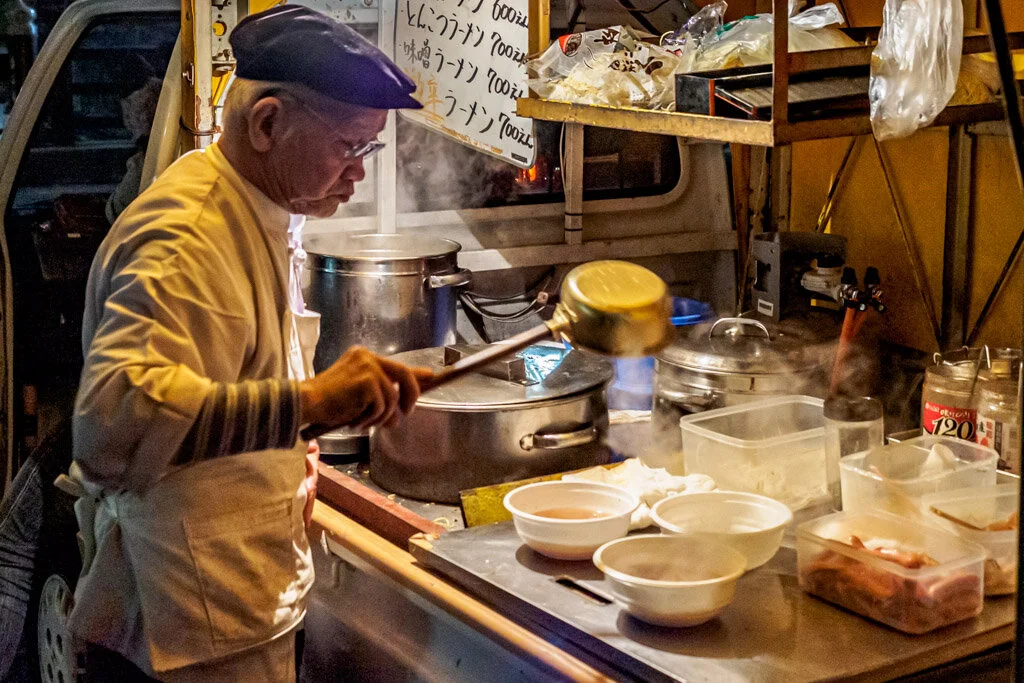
[175,378,301,464]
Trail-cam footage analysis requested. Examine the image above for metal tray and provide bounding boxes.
[411,521,1015,682]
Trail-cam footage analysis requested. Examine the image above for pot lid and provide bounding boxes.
[391,343,613,409]
[658,317,828,375]
[304,233,461,262]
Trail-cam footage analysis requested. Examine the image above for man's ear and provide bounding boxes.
[247,97,283,153]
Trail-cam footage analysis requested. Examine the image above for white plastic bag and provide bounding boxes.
[668,3,856,74]
[526,26,682,110]
[869,0,963,140]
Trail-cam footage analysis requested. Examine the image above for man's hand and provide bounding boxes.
[298,346,433,433]
[303,439,319,529]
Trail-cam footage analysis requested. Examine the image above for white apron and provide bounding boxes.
[69,150,320,675]
[286,214,321,383]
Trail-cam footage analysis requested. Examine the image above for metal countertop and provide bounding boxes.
[410,522,1014,683]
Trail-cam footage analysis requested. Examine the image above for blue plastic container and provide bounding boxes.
[608,298,713,410]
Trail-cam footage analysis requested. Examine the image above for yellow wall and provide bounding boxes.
[788,0,1024,353]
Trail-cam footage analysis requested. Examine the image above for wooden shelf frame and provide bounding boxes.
[516,98,1009,147]
[516,17,1024,147]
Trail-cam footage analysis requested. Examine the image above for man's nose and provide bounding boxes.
[342,158,366,182]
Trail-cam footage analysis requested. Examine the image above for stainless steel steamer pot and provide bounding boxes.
[303,234,472,372]
[370,346,614,503]
[651,318,830,457]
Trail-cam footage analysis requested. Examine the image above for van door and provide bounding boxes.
[0,0,179,492]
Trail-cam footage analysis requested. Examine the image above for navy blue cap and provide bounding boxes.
[230,5,422,110]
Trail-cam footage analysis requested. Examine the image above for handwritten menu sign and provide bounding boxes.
[396,0,536,169]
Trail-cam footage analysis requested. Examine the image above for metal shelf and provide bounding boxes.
[515,98,1009,147]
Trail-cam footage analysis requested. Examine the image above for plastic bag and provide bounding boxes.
[869,0,963,140]
[662,1,727,52]
[669,3,857,74]
[526,26,682,110]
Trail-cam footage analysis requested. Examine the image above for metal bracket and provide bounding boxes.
[209,0,247,66]
[940,125,974,351]
[181,1,216,150]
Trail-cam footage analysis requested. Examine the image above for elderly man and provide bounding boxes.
[69,6,429,681]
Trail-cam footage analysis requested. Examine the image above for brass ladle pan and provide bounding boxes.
[301,260,673,441]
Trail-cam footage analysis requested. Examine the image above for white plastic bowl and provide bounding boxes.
[593,535,746,627]
[651,491,793,569]
[504,481,639,560]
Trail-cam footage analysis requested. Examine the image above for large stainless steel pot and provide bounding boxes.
[303,234,472,372]
[651,317,832,462]
[371,345,614,503]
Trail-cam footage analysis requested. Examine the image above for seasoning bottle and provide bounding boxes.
[976,380,1022,475]
[922,353,979,441]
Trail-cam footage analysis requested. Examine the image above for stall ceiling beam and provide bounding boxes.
[458,231,737,272]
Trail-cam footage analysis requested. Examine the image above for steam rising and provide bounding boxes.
[396,118,520,213]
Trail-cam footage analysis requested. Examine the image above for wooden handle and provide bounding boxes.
[419,322,557,392]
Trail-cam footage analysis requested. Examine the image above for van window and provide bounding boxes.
[3,12,178,440]
[6,14,178,224]
[394,118,682,212]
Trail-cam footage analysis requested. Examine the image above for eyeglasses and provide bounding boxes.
[268,89,386,159]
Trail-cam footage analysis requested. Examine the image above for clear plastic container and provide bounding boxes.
[923,482,1020,596]
[839,435,998,520]
[679,396,826,511]
[797,510,986,634]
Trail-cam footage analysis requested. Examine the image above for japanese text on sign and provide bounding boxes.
[396,0,536,169]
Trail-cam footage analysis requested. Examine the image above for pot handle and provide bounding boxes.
[657,387,720,413]
[428,269,473,289]
[520,424,598,451]
[708,317,771,340]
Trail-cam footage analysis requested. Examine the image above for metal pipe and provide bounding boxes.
[871,138,943,346]
[966,229,1024,346]
[815,137,860,233]
[979,0,1024,678]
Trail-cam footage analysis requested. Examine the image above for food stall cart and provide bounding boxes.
[300,0,1024,679]
[0,0,1020,680]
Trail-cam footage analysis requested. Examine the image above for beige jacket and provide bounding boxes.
[70,143,314,674]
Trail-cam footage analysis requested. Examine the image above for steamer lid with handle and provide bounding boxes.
[658,317,826,375]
